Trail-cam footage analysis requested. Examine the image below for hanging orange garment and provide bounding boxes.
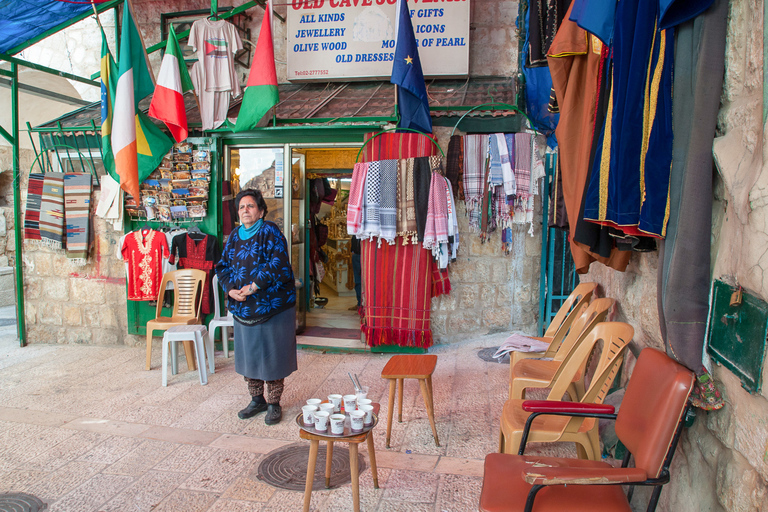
[547,6,630,273]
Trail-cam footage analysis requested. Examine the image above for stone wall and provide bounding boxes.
[581,0,768,509]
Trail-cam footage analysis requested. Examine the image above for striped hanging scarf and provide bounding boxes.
[39,173,66,248]
[379,159,398,244]
[462,134,488,232]
[488,134,504,187]
[397,158,418,242]
[347,162,368,236]
[361,161,381,239]
[445,135,464,200]
[497,133,516,199]
[423,171,449,251]
[413,156,432,242]
[63,173,92,265]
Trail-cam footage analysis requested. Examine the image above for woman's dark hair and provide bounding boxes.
[235,188,268,218]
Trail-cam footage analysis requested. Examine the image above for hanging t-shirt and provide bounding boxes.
[121,229,170,301]
[189,18,243,96]
[190,61,230,131]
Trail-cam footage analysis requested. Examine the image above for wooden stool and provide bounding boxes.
[380,354,439,448]
[301,405,380,512]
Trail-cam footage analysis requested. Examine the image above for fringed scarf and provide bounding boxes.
[488,134,504,187]
[413,156,432,242]
[24,173,45,243]
[497,133,516,199]
[463,134,488,232]
[361,236,435,349]
[379,159,398,243]
[347,162,368,236]
[361,161,381,239]
[444,178,459,262]
[423,171,449,251]
[511,132,546,234]
[63,173,92,266]
[39,173,66,248]
[446,135,464,200]
[397,158,418,242]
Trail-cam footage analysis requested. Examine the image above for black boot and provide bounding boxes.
[265,404,282,425]
[238,395,268,419]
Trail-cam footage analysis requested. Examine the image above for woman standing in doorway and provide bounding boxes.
[215,189,297,424]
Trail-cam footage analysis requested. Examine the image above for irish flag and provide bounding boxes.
[234,0,279,132]
[149,25,194,142]
[112,0,171,200]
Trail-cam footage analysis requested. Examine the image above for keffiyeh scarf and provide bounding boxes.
[397,159,418,242]
[423,172,449,251]
[379,159,398,243]
[361,161,381,239]
[463,134,488,232]
[413,156,432,242]
[347,162,368,236]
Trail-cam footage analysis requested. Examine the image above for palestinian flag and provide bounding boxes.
[149,25,194,142]
[234,0,279,132]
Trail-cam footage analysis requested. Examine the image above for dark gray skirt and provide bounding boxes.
[234,306,298,381]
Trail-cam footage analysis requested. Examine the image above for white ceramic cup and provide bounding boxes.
[359,404,374,425]
[302,405,318,425]
[356,398,372,409]
[355,386,369,402]
[342,394,357,413]
[306,398,322,407]
[349,410,365,431]
[314,410,330,432]
[330,413,346,435]
[318,402,335,415]
[328,394,343,413]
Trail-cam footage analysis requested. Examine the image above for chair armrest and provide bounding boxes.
[522,400,615,415]
[523,466,648,486]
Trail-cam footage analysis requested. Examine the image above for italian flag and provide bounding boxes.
[234,0,279,132]
[149,25,194,142]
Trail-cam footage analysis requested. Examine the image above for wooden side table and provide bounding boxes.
[300,404,380,512]
[380,354,439,448]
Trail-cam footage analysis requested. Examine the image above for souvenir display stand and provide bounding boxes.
[123,137,222,337]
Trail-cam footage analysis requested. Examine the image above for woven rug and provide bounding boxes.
[39,172,66,248]
[64,173,92,265]
[361,132,439,161]
[23,173,45,242]
[361,237,434,348]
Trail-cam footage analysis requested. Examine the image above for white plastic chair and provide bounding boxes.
[162,325,214,386]
[209,274,235,358]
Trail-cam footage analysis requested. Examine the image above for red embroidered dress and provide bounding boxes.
[122,229,170,301]
[169,233,220,314]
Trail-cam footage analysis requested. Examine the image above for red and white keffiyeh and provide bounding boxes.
[347,162,368,236]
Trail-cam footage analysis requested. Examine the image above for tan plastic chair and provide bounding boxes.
[509,282,597,369]
[508,297,615,401]
[499,322,633,460]
[145,269,206,371]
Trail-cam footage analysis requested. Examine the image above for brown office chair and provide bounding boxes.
[480,348,695,512]
[509,297,615,400]
[510,282,598,369]
[145,269,206,371]
[499,322,633,459]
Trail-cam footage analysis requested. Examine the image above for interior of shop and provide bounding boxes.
[228,146,365,351]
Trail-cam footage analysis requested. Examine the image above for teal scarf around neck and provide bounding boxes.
[239,218,264,240]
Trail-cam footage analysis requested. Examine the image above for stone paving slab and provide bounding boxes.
[0,333,580,511]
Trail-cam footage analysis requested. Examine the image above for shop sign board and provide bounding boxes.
[287,0,469,81]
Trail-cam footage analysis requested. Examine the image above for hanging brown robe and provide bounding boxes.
[547,6,631,273]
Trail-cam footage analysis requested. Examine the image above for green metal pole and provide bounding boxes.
[211,0,219,17]
[11,63,27,347]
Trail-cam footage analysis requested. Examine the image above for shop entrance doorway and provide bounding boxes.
[225,143,366,352]
[292,147,366,351]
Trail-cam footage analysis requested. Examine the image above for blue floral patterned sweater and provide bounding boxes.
[215,221,296,321]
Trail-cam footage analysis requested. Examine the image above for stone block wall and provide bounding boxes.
[429,127,543,343]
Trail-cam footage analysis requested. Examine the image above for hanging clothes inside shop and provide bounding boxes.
[188,18,243,130]
[169,229,220,315]
[121,228,169,301]
[527,0,573,67]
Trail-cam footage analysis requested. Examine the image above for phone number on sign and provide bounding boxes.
[294,69,329,76]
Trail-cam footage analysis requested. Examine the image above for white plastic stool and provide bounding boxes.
[162,325,214,386]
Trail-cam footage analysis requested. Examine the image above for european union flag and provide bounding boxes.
[390,0,432,134]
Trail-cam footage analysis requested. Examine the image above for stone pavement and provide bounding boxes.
[0,328,571,512]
